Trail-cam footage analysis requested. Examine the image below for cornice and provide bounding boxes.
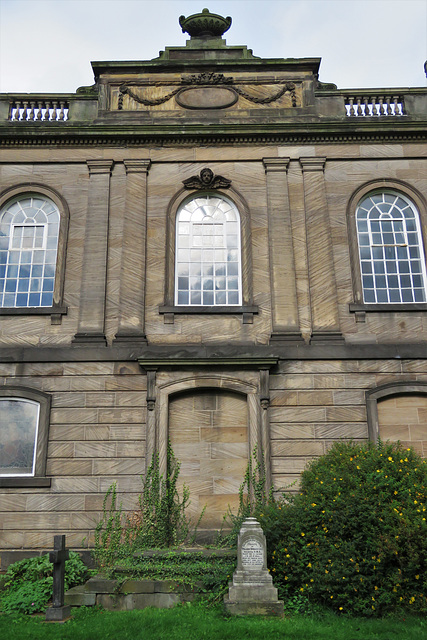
[0,342,427,363]
[1,121,426,147]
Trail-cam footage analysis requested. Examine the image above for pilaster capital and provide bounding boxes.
[262,157,290,173]
[123,159,151,175]
[299,157,326,172]
[86,160,114,176]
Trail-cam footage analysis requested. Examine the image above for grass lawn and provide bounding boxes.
[0,605,425,640]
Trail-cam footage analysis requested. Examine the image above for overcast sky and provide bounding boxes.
[0,0,426,93]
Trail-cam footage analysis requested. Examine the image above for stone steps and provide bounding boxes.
[65,576,200,611]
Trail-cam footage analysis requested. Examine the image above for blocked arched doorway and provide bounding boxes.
[168,388,249,528]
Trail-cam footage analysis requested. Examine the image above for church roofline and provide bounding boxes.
[90,57,322,80]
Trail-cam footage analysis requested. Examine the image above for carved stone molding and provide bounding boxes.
[182,168,231,190]
[182,72,233,85]
[118,76,297,110]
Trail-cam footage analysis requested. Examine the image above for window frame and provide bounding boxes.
[174,193,242,307]
[0,386,51,488]
[161,186,258,322]
[347,181,427,313]
[0,185,69,320]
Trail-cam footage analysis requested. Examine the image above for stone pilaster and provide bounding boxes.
[259,368,272,491]
[145,368,157,473]
[300,157,343,344]
[263,158,302,343]
[73,160,113,345]
[114,159,151,343]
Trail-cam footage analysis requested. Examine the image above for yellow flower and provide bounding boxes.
[415,575,420,580]
[307,563,312,568]
[339,607,343,611]
[301,532,305,537]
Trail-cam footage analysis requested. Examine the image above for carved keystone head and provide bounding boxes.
[182,168,231,190]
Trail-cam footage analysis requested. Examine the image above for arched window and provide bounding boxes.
[356,191,427,304]
[0,398,40,476]
[0,387,51,486]
[0,194,60,307]
[175,195,242,306]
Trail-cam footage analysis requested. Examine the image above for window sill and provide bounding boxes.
[0,477,51,488]
[159,305,258,325]
[349,303,427,312]
[0,306,67,315]
[0,306,67,325]
[349,302,427,323]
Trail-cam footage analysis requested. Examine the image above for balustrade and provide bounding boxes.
[9,99,69,122]
[345,95,404,117]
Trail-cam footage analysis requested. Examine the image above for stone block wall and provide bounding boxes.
[2,357,427,561]
[0,361,147,555]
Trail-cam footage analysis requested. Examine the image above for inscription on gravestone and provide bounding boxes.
[241,537,264,568]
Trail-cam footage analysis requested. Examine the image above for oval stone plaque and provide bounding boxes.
[176,86,238,110]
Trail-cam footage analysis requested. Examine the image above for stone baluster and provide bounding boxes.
[58,101,65,121]
[371,96,378,116]
[363,96,369,115]
[34,101,42,121]
[28,101,35,121]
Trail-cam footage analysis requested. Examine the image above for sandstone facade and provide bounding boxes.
[0,9,426,563]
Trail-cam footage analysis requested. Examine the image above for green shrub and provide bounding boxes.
[267,440,427,617]
[0,551,91,614]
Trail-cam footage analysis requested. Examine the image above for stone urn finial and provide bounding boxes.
[179,8,232,38]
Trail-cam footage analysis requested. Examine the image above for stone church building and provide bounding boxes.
[0,9,426,562]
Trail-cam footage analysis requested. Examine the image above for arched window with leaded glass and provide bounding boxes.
[0,194,60,308]
[356,191,427,304]
[175,195,242,306]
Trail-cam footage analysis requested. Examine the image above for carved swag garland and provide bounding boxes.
[118,73,297,109]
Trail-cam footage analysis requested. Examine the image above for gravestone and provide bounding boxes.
[224,517,284,617]
[45,535,71,621]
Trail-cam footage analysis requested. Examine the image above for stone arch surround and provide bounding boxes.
[146,372,267,532]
